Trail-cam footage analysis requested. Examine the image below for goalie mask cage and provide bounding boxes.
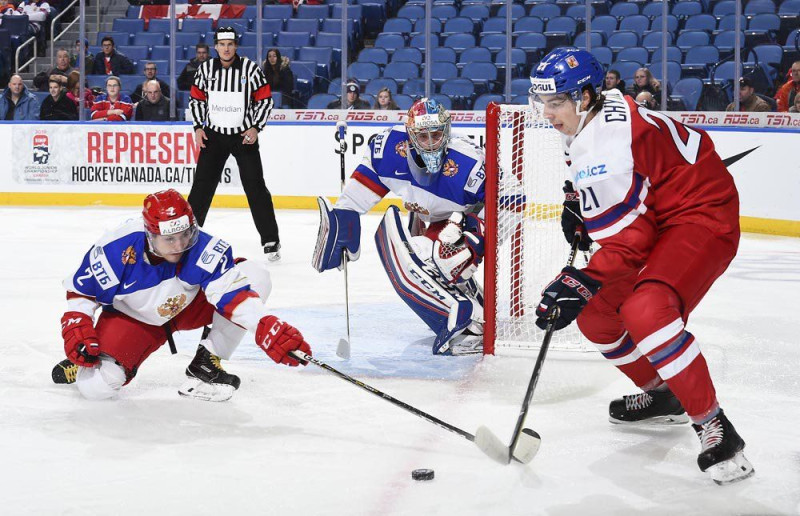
[483,102,588,355]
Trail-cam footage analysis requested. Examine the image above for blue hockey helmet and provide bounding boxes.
[529,47,605,105]
[406,97,452,175]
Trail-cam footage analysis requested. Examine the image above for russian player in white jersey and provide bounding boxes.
[52,189,311,402]
[312,98,487,355]
[529,47,753,484]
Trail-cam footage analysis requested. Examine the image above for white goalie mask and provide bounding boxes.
[406,98,452,176]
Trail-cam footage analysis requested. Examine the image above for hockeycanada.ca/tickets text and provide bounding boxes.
[70,165,234,184]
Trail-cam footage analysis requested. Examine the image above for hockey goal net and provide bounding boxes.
[483,102,588,355]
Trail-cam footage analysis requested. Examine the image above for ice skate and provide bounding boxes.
[609,388,689,425]
[448,330,484,355]
[179,343,240,402]
[263,242,281,262]
[694,409,755,485]
[51,358,78,385]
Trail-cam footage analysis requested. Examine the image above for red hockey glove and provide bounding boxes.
[61,311,100,367]
[256,315,312,367]
[535,266,601,331]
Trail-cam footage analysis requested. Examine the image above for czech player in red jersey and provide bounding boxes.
[529,47,753,485]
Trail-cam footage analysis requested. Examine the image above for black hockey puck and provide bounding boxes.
[411,469,435,481]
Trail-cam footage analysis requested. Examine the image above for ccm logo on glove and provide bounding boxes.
[256,315,312,367]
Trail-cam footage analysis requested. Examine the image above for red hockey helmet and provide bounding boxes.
[142,189,199,256]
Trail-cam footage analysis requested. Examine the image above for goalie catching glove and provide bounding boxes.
[431,212,485,283]
[256,315,312,367]
[312,196,361,272]
[61,311,100,367]
[561,181,593,252]
[535,267,601,331]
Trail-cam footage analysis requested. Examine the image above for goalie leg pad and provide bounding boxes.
[375,207,483,355]
[312,196,361,272]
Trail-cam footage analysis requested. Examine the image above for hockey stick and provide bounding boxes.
[289,350,521,464]
[474,232,584,465]
[336,121,351,360]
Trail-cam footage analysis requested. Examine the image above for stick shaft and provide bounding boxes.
[506,233,583,461]
[291,351,476,442]
[338,125,352,343]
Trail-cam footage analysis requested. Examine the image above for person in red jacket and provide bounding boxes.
[774,60,800,112]
[529,47,753,485]
[90,75,132,121]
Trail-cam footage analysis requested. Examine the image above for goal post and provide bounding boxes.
[483,102,587,355]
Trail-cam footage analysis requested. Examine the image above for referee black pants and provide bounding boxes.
[188,129,279,246]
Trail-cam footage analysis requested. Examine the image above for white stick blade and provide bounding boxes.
[336,338,351,359]
[511,428,541,464]
[474,426,511,465]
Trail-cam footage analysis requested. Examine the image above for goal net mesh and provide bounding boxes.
[484,103,589,354]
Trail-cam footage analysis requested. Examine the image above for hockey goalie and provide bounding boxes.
[312,98,486,356]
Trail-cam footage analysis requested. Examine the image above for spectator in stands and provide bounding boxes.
[92,36,134,76]
[135,79,171,121]
[66,70,94,109]
[33,48,73,91]
[630,67,661,102]
[261,48,294,108]
[131,61,170,104]
[789,93,800,113]
[373,87,399,110]
[0,0,15,15]
[40,77,77,120]
[727,77,771,112]
[327,81,369,109]
[775,61,800,113]
[635,91,658,110]
[603,69,626,94]
[70,38,94,73]
[0,74,40,120]
[177,43,209,91]
[91,75,133,122]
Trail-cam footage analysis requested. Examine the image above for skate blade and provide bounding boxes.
[707,451,755,485]
[608,413,690,426]
[178,378,235,402]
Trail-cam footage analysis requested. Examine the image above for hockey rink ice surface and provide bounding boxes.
[1,206,799,516]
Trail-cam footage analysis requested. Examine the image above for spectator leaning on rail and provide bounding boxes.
[33,48,73,91]
[774,60,800,113]
[91,75,133,122]
[92,36,134,76]
[0,74,40,120]
[177,43,210,91]
[135,79,171,121]
[40,77,78,120]
[327,81,370,109]
[726,77,771,112]
[131,61,171,104]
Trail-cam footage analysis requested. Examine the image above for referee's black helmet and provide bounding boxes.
[214,26,238,44]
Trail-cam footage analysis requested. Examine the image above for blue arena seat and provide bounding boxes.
[461,61,497,94]
[218,18,249,36]
[514,16,545,34]
[393,94,415,109]
[181,19,213,34]
[347,62,381,85]
[263,5,293,22]
[357,47,390,68]
[672,1,703,19]
[676,30,710,52]
[260,18,284,35]
[366,77,399,95]
[391,47,423,64]
[444,33,476,53]
[116,45,149,62]
[277,32,313,48]
[297,4,330,21]
[374,33,406,54]
[147,18,172,34]
[383,17,414,35]
[590,15,617,40]
[382,61,419,85]
[402,77,427,96]
[307,93,338,109]
[443,17,477,37]
[616,46,649,65]
[683,14,716,32]
[440,78,475,109]
[642,32,673,52]
[573,31,604,48]
[589,46,613,67]
[609,2,639,18]
[287,18,320,37]
[133,32,166,47]
[650,15,679,33]
[473,93,503,111]
[618,15,649,36]
[607,31,639,52]
[528,3,560,20]
[671,77,703,110]
[460,5,490,22]
[113,18,144,34]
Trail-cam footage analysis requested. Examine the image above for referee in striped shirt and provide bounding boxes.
[188,26,281,260]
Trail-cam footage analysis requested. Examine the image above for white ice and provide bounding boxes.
[1,206,798,516]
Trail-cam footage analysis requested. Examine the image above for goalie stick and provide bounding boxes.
[289,350,528,464]
[336,121,352,360]
[474,232,584,465]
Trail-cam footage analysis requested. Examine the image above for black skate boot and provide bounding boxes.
[693,409,755,485]
[52,358,78,385]
[263,242,281,262]
[178,343,240,402]
[609,388,689,425]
